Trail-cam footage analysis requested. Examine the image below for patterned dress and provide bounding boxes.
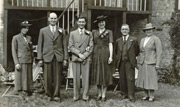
[91,29,113,86]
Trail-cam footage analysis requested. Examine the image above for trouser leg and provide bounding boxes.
[81,61,90,99]
[125,62,135,99]
[72,62,81,99]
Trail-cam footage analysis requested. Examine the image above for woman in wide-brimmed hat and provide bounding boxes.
[11,21,33,96]
[91,15,113,101]
[136,23,162,102]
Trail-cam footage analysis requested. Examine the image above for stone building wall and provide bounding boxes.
[129,0,175,68]
[152,0,175,67]
[0,1,4,65]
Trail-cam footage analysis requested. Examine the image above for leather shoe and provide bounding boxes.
[96,96,102,101]
[73,98,79,102]
[54,97,61,102]
[149,97,154,102]
[142,96,149,100]
[82,96,89,101]
[47,97,53,101]
[82,98,89,102]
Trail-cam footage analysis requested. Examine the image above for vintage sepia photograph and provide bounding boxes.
[0,0,180,107]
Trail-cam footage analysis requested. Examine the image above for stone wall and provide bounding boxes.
[0,1,4,65]
[130,0,176,68]
[151,0,175,67]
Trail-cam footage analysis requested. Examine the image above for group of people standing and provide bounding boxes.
[11,12,162,103]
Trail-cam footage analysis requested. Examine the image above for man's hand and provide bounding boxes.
[38,60,43,67]
[63,60,68,67]
[108,57,113,64]
[78,53,86,60]
[15,64,21,71]
[86,46,90,52]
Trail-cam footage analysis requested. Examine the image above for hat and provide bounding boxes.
[143,23,155,31]
[93,15,108,23]
[20,21,31,27]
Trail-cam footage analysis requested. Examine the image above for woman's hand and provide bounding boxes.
[108,57,113,64]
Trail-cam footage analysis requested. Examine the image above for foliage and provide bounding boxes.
[160,17,180,85]
[158,66,180,86]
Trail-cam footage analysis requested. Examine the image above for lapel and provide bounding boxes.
[119,37,123,51]
[144,36,154,48]
[53,26,60,41]
[74,29,81,42]
[127,36,133,50]
[18,34,30,50]
[140,38,145,50]
[45,26,54,40]
[78,29,89,47]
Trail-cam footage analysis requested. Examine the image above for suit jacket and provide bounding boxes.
[37,26,68,62]
[68,29,94,62]
[115,36,139,69]
[137,35,162,66]
[12,34,33,64]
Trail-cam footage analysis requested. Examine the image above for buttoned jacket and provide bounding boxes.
[137,35,162,66]
[37,26,68,62]
[69,29,94,62]
[115,36,139,69]
[12,34,33,64]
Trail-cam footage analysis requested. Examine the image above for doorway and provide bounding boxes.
[7,10,47,71]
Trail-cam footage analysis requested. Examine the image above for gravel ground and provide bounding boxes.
[0,83,180,107]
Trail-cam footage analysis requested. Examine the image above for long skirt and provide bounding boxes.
[15,63,32,91]
[136,63,158,90]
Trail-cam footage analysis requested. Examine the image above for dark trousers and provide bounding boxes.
[43,57,63,98]
[119,61,135,99]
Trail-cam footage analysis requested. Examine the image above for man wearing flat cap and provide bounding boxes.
[37,12,68,102]
[11,21,33,96]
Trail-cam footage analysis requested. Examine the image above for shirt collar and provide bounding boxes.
[123,34,129,41]
[78,28,85,34]
[49,25,56,31]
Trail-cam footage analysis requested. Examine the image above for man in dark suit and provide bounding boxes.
[12,21,33,96]
[69,17,93,101]
[115,24,139,102]
[37,12,68,102]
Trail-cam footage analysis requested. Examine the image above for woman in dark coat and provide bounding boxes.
[91,15,113,101]
[136,23,162,102]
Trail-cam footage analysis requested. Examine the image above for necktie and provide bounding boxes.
[52,27,55,35]
[80,29,83,39]
[123,36,127,44]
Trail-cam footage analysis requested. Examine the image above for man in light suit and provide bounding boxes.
[12,21,33,96]
[115,24,139,102]
[37,12,68,102]
[69,17,93,101]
